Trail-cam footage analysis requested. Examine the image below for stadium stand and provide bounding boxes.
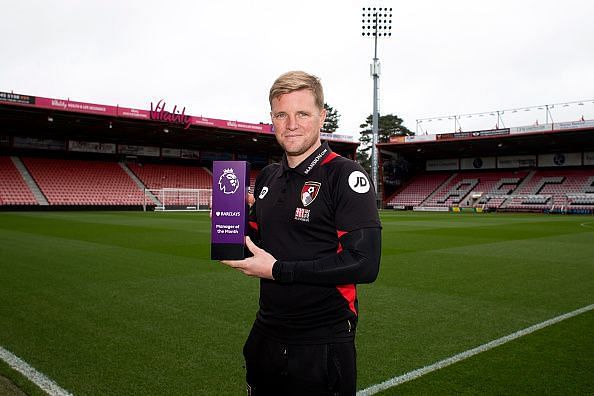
[386,172,451,208]
[506,168,594,211]
[0,156,38,205]
[476,175,527,209]
[0,156,256,209]
[22,157,146,205]
[127,163,212,208]
[567,175,594,208]
[5,152,592,212]
[421,170,529,208]
[387,168,594,212]
[127,163,211,190]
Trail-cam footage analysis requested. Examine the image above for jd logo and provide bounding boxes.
[348,171,370,194]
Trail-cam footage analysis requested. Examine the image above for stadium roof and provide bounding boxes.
[379,122,594,159]
[0,91,359,158]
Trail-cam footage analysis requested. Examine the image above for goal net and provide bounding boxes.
[144,188,212,211]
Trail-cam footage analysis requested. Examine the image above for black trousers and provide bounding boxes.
[243,328,356,396]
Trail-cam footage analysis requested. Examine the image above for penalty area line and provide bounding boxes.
[0,346,72,396]
[357,303,594,396]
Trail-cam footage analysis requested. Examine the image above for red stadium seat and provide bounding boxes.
[0,156,38,205]
[22,157,146,206]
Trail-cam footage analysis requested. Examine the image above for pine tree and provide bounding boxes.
[357,114,413,172]
[322,103,340,133]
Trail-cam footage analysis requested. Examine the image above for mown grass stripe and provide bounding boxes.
[0,346,72,396]
[357,303,594,395]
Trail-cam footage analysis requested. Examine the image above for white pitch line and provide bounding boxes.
[357,303,594,396]
[0,346,73,396]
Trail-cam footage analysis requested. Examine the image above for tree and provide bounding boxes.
[356,145,371,174]
[357,114,413,173]
[321,103,340,133]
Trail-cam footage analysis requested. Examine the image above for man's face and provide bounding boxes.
[270,89,326,161]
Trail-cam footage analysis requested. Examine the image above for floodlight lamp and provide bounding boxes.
[47,116,53,122]
[163,128,169,133]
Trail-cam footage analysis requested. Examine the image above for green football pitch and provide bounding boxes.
[0,211,593,395]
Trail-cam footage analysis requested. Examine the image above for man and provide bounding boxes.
[222,71,381,395]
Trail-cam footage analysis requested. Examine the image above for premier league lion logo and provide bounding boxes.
[218,168,240,195]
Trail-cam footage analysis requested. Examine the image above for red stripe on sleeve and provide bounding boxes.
[336,230,357,313]
[336,229,348,253]
[335,231,357,314]
[249,221,259,231]
[336,284,357,315]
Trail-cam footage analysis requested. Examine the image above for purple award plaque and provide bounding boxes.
[211,161,250,260]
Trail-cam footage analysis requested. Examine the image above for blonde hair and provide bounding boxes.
[269,71,324,110]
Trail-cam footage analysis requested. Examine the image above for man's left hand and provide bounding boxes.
[221,236,276,279]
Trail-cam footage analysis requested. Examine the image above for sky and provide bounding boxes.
[1,0,594,138]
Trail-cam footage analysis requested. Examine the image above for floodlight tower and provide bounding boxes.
[362,6,392,208]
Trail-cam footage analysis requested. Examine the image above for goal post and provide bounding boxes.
[143,188,212,212]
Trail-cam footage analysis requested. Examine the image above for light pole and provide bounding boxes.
[362,6,392,208]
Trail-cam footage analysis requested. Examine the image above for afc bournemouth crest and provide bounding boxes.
[301,181,321,207]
